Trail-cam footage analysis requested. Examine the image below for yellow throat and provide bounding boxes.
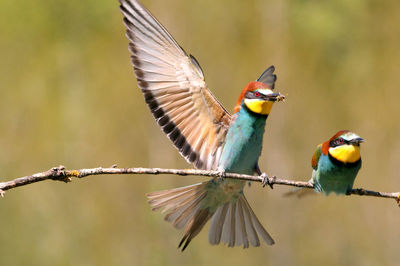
[244,99,274,115]
[329,144,361,163]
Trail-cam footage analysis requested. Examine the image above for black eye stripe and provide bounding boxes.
[245,91,263,99]
[330,138,350,147]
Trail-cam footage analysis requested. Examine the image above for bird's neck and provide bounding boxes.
[240,103,269,118]
[231,103,268,143]
[235,103,268,127]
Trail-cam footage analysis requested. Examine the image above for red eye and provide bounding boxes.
[337,139,344,144]
[254,91,260,97]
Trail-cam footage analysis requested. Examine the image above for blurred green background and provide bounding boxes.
[1,0,399,265]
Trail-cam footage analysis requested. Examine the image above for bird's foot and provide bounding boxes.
[217,169,226,182]
[261,173,275,189]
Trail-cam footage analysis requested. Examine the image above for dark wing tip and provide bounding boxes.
[189,54,204,78]
[178,235,190,251]
[257,65,277,89]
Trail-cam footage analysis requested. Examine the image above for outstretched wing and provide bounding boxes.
[119,0,231,170]
[311,144,322,170]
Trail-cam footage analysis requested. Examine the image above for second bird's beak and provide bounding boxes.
[350,137,365,145]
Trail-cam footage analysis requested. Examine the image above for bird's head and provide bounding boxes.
[234,66,285,115]
[322,130,365,163]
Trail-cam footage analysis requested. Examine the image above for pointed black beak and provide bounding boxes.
[263,93,285,102]
[350,137,365,145]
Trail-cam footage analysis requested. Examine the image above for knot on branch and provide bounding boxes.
[397,193,400,207]
[49,165,71,183]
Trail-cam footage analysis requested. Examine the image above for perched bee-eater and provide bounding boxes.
[310,130,364,195]
[119,0,285,250]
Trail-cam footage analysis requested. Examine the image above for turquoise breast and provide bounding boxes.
[218,105,267,175]
[200,105,268,211]
[314,154,362,195]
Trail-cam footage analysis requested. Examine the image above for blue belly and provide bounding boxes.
[314,154,361,195]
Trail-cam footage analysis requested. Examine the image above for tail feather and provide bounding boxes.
[209,194,275,248]
[240,197,260,246]
[208,203,229,244]
[241,196,275,245]
[147,182,212,251]
[170,192,207,229]
[283,187,316,198]
[148,189,193,210]
[236,198,249,248]
[147,183,205,212]
[179,208,212,251]
[220,201,236,247]
[162,187,205,219]
[229,203,236,247]
[147,182,274,250]
[283,179,316,198]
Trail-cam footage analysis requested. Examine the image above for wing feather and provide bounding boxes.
[120,0,231,169]
[311,144,322,170]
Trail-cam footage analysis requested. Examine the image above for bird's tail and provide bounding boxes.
[147,182,212,251]
[147,181,274,250]
[283,187,316,198]
[208,191,275,248]
[283,178,316,198]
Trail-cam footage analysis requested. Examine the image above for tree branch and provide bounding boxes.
[0,165,399,207]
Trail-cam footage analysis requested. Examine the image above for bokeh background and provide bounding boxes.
[1,0,399,265]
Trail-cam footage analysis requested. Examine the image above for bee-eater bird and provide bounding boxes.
[310,130,364,195]
[119,0,285,250]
